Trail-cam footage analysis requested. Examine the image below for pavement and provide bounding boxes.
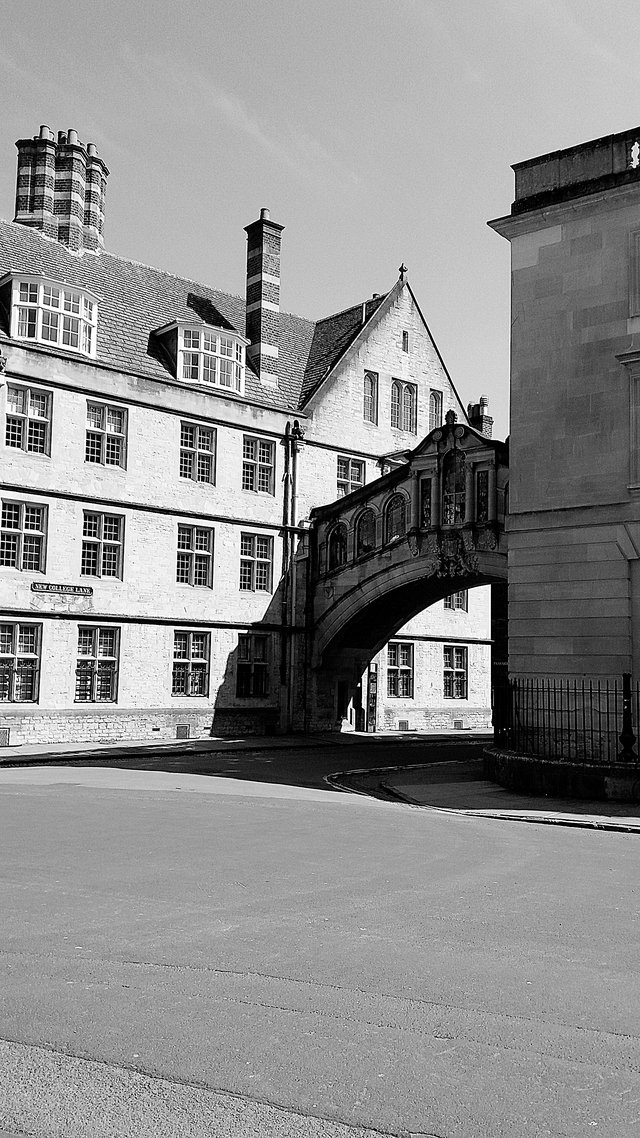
[2,757,640,1137]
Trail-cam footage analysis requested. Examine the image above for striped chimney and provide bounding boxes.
[244,207,284,387]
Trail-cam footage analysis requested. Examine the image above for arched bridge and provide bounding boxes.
[297,412,509,729]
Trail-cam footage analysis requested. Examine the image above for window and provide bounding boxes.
[337,457,364,497]
[176,525,213,587]
[75,626,119,702]
[385,493,407,543]
[402,330,409,353]
[391,381,417,432]
[85,402,127,467]
[172,630,210,696]
[355,509,376,557]
[237,633,270,697]
[0,623,40,702]
[5,384,51,455]
[429,390,443,431]
[180,422,215,483]
[420,479,432,527]
[5,275,98,357]
[442,450,466,524]
[0,501,46,572]
[444,645,468,699]
[476,469,489,523]
[363,371,378,424]
[239,533,273,591]
[327,523,348,571]
[179,326,244,392]
[387,642,413,698]
[242,437,275,494]
[444,590,468,611]
[81,512,123,578]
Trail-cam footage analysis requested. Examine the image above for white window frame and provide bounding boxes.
[444,645,468,699]
[172,630,210,697]
[444,590,468,612]
[75,626,119,703]
[5,383,52,455]
[242,436,275,494]
[3,274,98,358]
[387,641,414,698]
[337,456,364,497]
[239,533,273,592]
[0,499,47,572]
[178,324,245,394]
[180,422,216,484]
[81,511,124,579]
[0,622,41,703]
[176,524,214,588]
[85,401,127,468]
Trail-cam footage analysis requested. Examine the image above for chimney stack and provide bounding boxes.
[467,395,494,438]
[14,126,109,253]
[244,207,284,387]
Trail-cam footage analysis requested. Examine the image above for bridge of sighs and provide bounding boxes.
[294,411,509,730]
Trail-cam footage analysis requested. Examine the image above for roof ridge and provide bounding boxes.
[316,291,388,324]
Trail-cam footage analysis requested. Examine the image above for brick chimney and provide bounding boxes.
[467,395,493,438]
[14,125,109,253]
[244,207,284,387]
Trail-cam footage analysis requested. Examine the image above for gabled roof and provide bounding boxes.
[300,292,388,406]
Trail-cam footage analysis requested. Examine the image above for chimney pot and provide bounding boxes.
[67,129,78,145]
[260,207,270,220]
[87,142,97,157]
[38,124,50,140]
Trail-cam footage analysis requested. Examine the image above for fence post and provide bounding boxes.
[618,672,638,762]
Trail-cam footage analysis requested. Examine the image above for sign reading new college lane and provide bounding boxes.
[31,583,93,596]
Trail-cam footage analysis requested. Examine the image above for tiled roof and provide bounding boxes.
[0,219,386,414]
[299,295,387,407]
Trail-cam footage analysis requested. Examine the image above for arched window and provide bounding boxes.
[390,381,401,429]
[402,384,416,432]
[429,390,442,431]
[363,371,378,424]
[327,523,348,571]
[355,509,376,557]
[390,381,417,433]
[385,494,407,543]
[442,450,465,524]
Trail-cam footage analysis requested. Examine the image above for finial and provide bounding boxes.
[398,262,408,281]
[445,409,457,426]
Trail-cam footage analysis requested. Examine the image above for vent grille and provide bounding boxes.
[176,724,190,740]
[0,728,9,747]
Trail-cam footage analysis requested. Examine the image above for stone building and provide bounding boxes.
[0,124,492,744]
[490,127,640,684]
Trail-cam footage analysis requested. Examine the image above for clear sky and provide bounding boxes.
[2,0,640,438]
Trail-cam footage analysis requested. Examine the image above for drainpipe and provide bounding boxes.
[286,420,304,731]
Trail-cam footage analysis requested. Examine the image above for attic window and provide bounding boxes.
[179,326,244,393]
[2,275,98,358]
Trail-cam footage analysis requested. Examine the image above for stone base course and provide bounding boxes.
[485,747,640,803]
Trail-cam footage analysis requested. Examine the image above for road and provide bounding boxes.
[1,738,639,1137]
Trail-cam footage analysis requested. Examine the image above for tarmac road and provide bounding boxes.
[1,747,640,1137]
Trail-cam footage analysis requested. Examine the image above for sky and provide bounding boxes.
[2,0,640,439]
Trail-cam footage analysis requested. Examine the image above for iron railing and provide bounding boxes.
[493,674,640,765]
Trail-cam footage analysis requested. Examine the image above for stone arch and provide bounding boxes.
[327,522,348,571]
[383,491,408,544]
[354,507,377,558]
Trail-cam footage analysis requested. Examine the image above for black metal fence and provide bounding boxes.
[493,675,640,765]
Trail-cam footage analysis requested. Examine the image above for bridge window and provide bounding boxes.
[429,390,443,431]
[337,457,364,497]
[420,479,432,527]
[355,509,376,557]
[327,523,348,571]
[390,381,417,433]
[476,469,489,523]
[363,371,378,424]
[442,450,465,525]
[387,642,413,698]
[385,494,407,543]
[444,590,468,612]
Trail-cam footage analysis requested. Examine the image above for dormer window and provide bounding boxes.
[1,275,98,358]
[179,326,244,392]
